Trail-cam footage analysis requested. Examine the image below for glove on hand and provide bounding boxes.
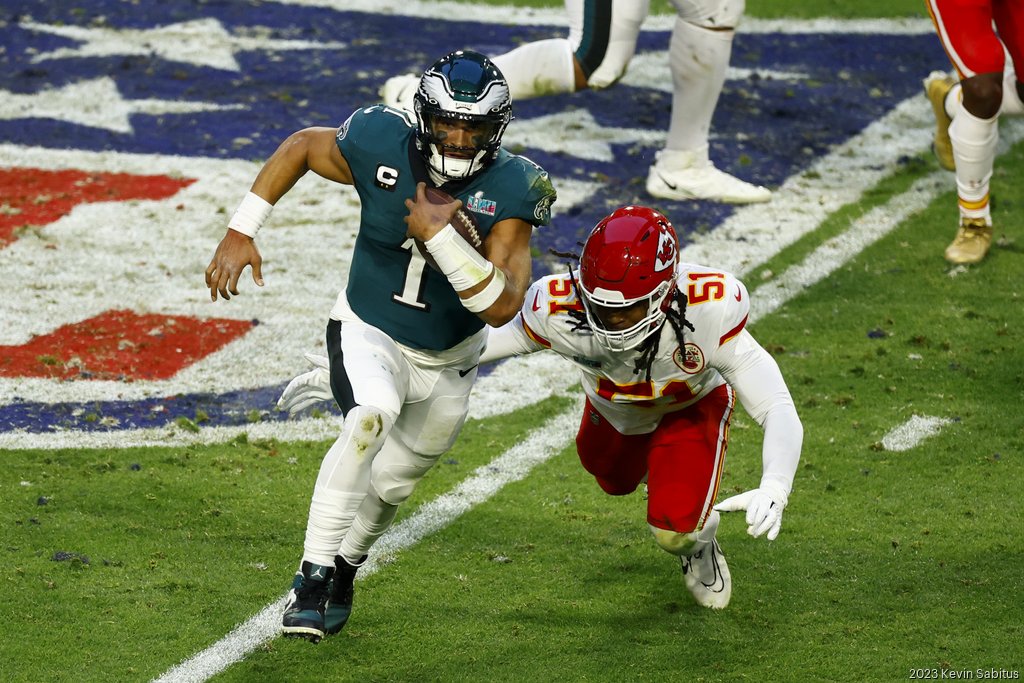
[276,353,332,416]
[714,481,789,541]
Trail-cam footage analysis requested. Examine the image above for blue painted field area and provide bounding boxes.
[0,2,948,435]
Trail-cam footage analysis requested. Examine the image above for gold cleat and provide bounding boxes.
[924,71,956,171]
[945,217,992,264]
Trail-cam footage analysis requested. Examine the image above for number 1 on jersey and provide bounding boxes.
[394,238,430,310]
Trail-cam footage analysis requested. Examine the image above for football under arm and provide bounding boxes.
[479,313,544,364]
[716,329,803,497]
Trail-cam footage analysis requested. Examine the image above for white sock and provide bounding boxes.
[338,490,400,563]
[304,486,367,567]
[653,144,710,171]
[949,107,998,222]
[693,509,720,550]
[944,82,962,120]
[301,406,393,566]
[492,38,576,100]
[665,19,733,152]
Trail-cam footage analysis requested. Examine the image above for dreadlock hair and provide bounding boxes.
[549,248,696,381]
[632,288,696,381]
[549,246,590,333]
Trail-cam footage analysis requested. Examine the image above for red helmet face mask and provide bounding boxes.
[576,206,679,351]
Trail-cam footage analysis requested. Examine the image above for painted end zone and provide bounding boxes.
[0,310,254,381]
[0,4,951,447]
[0,168,194,248]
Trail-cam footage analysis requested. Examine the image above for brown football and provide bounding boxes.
[415,187,485,272]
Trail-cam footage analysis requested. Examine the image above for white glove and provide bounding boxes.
[714,481,789,541]
[276,353,333,416]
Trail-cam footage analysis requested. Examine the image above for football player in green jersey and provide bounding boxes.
[205,50,557,643]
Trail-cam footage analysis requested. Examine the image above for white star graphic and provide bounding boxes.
[547,176,606,219]
[21,18,346,72]
[504,109,665,162]
[621,51,809,93]
[0,77,244,134]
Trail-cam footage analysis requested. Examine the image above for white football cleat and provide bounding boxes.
[680,537,732,609]
[380,73,419,112]
[646,147,771,204]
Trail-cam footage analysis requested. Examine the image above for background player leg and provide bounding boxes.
[646,16,770,204]
[946,98,998,264]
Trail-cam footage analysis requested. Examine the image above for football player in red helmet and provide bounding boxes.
[575,206,682,353]
[480,205,803,609]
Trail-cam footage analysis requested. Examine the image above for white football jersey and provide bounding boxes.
[501,263,768,435]
[480,261,802,494]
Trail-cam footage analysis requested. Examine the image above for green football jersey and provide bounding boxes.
[336,104,556,351]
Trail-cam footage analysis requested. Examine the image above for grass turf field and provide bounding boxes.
[3,0,1023,681]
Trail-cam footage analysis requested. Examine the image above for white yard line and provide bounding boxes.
[749,117,1024,322]
[747,172,951,321]
[0,90,958,450]
[881,415,954,452]
[12,8,996,681]
[684,96,935,277]
[149,97,1001,683]
[153,400,584,683]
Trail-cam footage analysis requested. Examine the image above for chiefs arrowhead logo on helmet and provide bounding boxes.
[577,205,680,351]
[655,228,676,272]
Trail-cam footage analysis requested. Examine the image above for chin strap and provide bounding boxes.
[425,164,448,187]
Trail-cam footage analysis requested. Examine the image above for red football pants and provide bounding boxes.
[575,384,734,534]
[927,0,1024,78]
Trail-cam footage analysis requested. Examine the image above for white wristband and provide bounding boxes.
[228,192,273,238]
[423,224,493,292]
[461,267,505,313]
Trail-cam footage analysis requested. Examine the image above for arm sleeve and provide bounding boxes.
[714,329,803,498]
[480,313,544,364]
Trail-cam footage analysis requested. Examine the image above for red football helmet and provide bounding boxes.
[577,206,679,351]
